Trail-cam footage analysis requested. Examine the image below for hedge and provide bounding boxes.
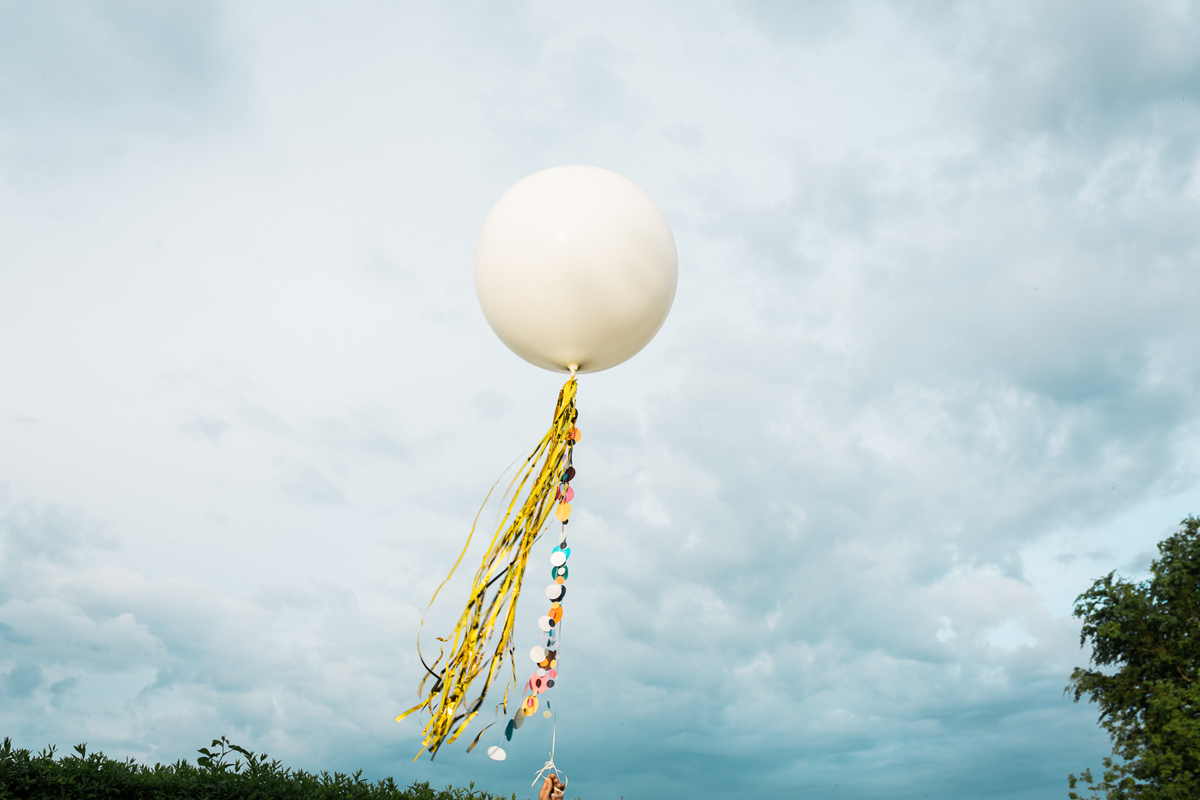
[0,735,517,800]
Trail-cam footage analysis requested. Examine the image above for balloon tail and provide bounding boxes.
[396,376,578,759]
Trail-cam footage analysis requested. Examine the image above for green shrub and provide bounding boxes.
[0,735,515,800]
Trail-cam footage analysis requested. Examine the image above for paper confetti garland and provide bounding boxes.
[498,417,577,768]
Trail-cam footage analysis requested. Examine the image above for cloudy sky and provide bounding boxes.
[3,2,1200,798]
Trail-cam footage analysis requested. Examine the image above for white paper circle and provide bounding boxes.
[487,746,506,761]
[545,584,564,600]
[537,615,552,632]
[529,645,546,663]
[550,551,567,567]
[475,166,678,374]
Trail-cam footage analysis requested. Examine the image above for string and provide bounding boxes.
[532,612,565,790]
[539,416,571,790]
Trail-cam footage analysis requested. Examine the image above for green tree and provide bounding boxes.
[1067,515,1200,799]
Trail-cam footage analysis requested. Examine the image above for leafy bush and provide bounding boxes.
[0,735,516,800]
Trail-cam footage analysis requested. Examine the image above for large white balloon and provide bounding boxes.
[474,165,678,374]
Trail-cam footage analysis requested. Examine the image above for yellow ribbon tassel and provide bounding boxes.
[397,376,578,759]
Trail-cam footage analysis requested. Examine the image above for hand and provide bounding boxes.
[538,774,565,800]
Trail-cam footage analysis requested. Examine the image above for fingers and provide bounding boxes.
[540,772,566,796]
[539,773,565,800]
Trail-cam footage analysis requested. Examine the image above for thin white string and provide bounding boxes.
[532,612,565,789]
[490,520,569,795]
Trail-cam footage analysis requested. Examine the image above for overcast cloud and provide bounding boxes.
[3,2,1200,799]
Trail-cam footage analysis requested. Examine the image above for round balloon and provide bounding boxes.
[474,166,678,373]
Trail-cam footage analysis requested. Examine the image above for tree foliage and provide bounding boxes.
[0,735,520,800]
[1067,515,1200,799]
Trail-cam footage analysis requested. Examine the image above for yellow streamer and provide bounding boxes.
[397,376,578,759]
